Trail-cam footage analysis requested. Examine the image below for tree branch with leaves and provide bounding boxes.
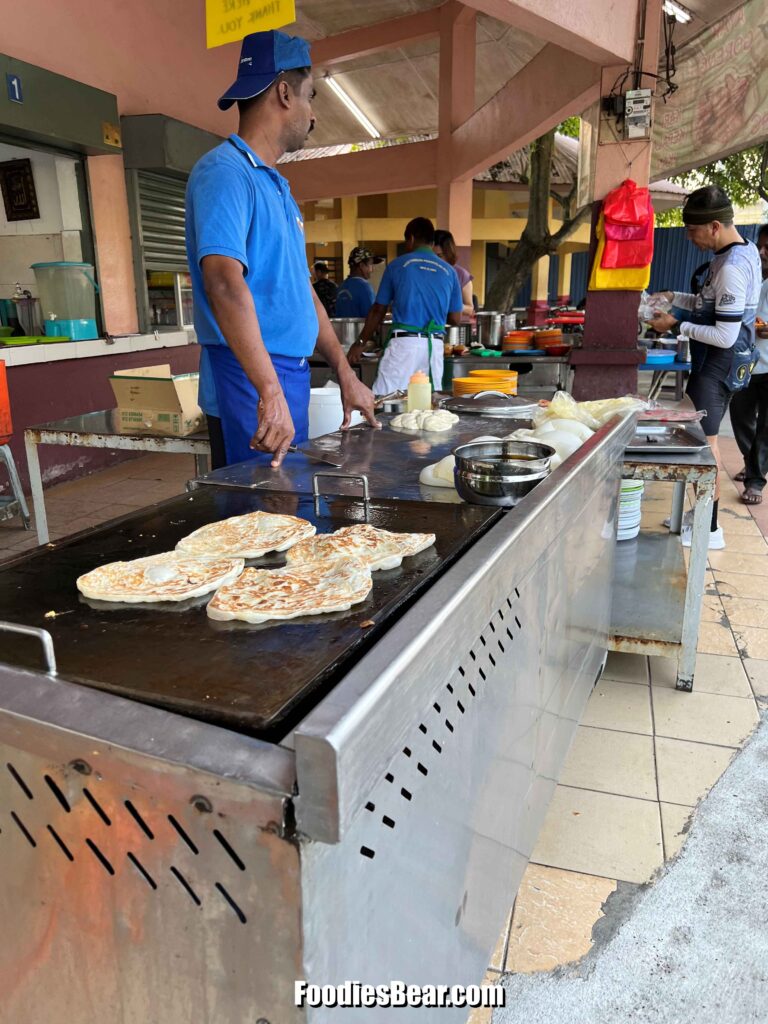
[484,125,590,312]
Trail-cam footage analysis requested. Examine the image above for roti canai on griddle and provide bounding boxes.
[285,523,436,572]
[176,511,316,559]
[77,552,244,603]
[207,558,372,624]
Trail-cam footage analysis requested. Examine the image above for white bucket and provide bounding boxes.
[308,387,362,439]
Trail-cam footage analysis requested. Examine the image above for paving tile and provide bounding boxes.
[720,596,768,629]
[721,533,768,554]
[530,786,663,884]
[488,911,512,971]
[559,726,656,800]
[655,736,735,807]
[696,620,739,657]
[732,624,768,661]
[660,802,693,860]
[713,570,768,600]
[699,593,726,623]
[650,653,752,698]
[505,864,616,974]
[651,687,758,746]
[742,658,768,699]
[581,680,652,735]
[707,550,768,576]
[714,515,763,537]
[602,652,648,684]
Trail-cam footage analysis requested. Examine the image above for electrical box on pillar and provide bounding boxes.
[624,89,653,139]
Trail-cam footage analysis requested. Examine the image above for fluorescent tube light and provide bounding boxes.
[663,0,692,23]
[325,75,380,140]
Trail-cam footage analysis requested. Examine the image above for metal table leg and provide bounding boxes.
[23,434,48,544]
[194,453,210,477]
[676,476,714,691]
[669,480,686,534]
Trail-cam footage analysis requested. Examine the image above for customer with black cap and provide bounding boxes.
[311,261,337,317]
[336,247,384,318]
[185,30,377,470]
[649,185,761,550]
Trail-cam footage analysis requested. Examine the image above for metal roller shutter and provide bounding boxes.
[137,171,188,272]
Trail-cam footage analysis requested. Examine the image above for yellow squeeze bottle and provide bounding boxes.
[407,371,432,412]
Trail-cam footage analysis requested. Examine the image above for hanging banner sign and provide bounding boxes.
[651,0,768,180]
[206,0,296,49]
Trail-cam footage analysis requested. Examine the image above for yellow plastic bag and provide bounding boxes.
[588,214,651,291]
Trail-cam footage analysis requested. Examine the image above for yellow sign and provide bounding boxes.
[102,121,121,148]
[206,0,296,49]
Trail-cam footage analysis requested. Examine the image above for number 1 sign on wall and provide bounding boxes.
[6,74,23,104]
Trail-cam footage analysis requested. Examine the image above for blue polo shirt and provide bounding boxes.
[336,275,375,317]
[186,134,318,414]
[375,247,463,330]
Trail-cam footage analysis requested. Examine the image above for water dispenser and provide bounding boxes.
[31,261,99,340]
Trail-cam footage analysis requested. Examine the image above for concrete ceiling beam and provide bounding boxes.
[451,43,601,181]
[311,8,443,68]
[282,140,439,203]
[460,0,638,66]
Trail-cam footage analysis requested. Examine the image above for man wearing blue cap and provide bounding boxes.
[186,30,378,469]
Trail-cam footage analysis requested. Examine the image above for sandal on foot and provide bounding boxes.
[742,488,763,505]
[734,469,746,482]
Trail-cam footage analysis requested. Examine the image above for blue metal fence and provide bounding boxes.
[490,224,765,309]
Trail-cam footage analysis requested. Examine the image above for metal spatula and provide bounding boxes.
[287,444,345,467]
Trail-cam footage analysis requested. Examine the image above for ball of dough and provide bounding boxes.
[545,418,594,442]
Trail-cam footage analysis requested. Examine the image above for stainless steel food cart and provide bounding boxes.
[0,412,634,1023]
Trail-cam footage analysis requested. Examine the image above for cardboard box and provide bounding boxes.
[109,364,205,437]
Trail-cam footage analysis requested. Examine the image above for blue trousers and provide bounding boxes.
[206,345,310,466]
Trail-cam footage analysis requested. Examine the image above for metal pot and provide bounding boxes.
[476,312,503,350]
[502,313,517,335]
[452,439,555,506]
[330,318,367,352]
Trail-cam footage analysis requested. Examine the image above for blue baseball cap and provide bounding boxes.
[218,30,312,111]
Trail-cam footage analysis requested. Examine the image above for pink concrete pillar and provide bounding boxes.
[87,154,139,336]
[437,2,476,254]
[572,0,663,400]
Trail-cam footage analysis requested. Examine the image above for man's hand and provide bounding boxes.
[648,311,679,334]
[337,367,380,430]
[347,340,365,365]
[251,388,296,467]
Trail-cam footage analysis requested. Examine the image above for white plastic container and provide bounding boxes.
[308,386,362,439]
[407,371,432,412]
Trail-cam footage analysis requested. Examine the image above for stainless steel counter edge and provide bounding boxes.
[293,411,637,844]
[0,662,296,800]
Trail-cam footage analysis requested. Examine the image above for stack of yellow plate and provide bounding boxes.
[453,373,518,396]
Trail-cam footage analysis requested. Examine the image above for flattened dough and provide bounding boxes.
[176,511,316,559]
[207,558,372,624]
[285,523,436,572]
[77,552,244,603]
[391,409,459,432]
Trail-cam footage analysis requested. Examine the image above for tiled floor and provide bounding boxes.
[469,442,766,1023]
[1,443,766,1024]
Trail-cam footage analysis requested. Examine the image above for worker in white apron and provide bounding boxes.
[347,217,464,394]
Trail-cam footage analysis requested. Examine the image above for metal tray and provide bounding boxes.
[626,424,710,454]
[0,489,499,739]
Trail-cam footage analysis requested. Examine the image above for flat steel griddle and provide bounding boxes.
[0,489,499,738]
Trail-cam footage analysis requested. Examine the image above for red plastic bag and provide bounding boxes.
[602,178,652,227]
[602,209,654,268]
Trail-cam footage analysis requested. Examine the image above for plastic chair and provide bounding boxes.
[0,361,31,530]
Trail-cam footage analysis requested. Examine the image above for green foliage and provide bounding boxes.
[656,207,684,227]
[558,117,581,140]
[672,144,768,208]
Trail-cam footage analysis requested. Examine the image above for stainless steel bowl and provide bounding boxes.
[452,439,555,506]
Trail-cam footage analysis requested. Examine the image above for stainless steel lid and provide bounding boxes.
[440,392,539,417]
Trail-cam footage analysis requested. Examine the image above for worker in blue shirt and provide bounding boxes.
[186,30,377,469]
[335,247,383,318]
[347,219,463,394]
